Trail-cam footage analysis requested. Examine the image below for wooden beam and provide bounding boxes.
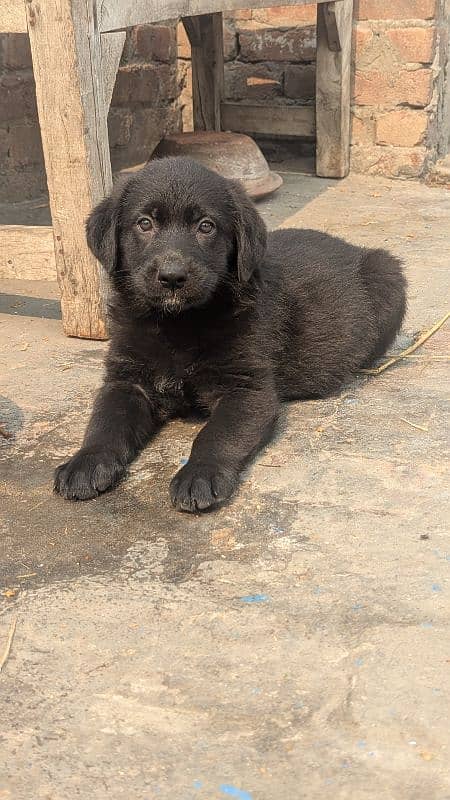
[101,31,126,112]
[26,0,111,339]
[221,103,315,138]
[183,14,224,131]
[315,0,353,178]
[0,226,56,280]
[323,3,341,51]
[0,0,27,33]
[100,0,332,33]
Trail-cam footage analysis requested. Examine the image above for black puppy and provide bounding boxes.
[54,157,406,511]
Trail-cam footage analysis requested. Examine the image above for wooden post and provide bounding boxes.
[183,13,224,131]
[315,0,353,178]
[26,0,112,339]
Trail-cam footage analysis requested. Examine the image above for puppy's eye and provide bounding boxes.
[197,219,215,235]
[137,217,153,232]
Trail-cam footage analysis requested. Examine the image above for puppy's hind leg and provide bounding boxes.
[360,249,407,363]
[54,381,161,501]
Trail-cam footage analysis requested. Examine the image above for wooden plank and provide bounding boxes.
[315,0,353,178]
[183,14,224,131]
[0,0,27,33]
[27,0,112,339]
[100,0,332,33]
[221,103,315,138]
[101,31,126,112]
[0,226,56,280]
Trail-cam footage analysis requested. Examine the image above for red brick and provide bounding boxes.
[357,0,436,21]
[354,26,373,59]
[225,9,252,20]
[0,33,33,70]
[134,25,176,63]
[351,113,376,144]
[107,108,132,148]
[225,62,283,101]
[177,22,190,59]
[224,22,238,61]
[177,60,193,131]
[0,71,37,123]
[353,68,432,107]
[376,109,428,145]
[284,64,315,101]
[385,27,435,63]
[239,25,316,62]
[350,143,427,177]
[252,5,317,26]
[112,64,176,106]
[7,121,43,165]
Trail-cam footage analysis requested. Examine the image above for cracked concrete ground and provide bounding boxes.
[0,165,449,800]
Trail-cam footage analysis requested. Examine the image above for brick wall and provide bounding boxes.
[179,1,449,179]
[0,24,182,203]
[0,4,448,201]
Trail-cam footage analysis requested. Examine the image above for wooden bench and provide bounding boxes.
[0,0,353,339]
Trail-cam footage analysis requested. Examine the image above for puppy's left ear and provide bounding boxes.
[229,181,267,282]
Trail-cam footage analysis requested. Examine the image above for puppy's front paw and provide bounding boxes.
[54,448,125,501]
[170,462,238,512]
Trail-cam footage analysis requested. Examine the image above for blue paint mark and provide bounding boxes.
[431,583,442,592]
[446,555,450,562]
[193,780,203,789]
[180,457,189,465]
[240,594,269,604]
[313,586,323,596]
[341,760,351,769]
[421,621,433,628]
[293,700,304,709]
[251,687,262,695]
[357,740,366,749]
[219,785,253,800]
[270,525,285,534]
[352,603,364,611]
[355,657,364,667]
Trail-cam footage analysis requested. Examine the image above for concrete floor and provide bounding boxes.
[0,167,449,800]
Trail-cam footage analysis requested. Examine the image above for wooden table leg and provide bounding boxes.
[26,0,112,339]
[315,0,354,178]
[182,13,224,131]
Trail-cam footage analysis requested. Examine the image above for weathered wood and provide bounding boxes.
[100,0,332,33]
[183,14,224,131]
[27,0,111,339]
[0,226,55,280]
[323,3,341,51]
[101,31,126,112]
[0,0,27,33]
[221,102,315,138]
[315,0,353,178]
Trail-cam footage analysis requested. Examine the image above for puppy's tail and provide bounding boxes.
[359,248,407,363]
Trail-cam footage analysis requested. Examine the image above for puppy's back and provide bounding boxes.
[264,228,406,395]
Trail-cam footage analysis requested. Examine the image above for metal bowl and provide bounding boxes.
[150,131,283,200]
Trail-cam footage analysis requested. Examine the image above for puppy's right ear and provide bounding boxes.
[86,191,121,275]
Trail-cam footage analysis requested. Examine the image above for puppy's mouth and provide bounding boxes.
[160,288,185,313]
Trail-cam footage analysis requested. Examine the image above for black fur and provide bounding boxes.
[54,157,407,512]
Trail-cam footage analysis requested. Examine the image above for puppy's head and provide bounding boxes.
[86,157,267,315]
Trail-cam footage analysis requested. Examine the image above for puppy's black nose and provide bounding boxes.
[158,264,187,289]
